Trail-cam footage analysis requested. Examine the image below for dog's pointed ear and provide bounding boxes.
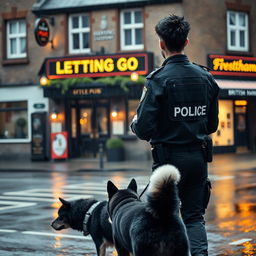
[59,197,71,208]
[127,178,137,193]
[107,181,118,199]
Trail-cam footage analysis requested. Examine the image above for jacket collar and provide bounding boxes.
[162,54,189,66]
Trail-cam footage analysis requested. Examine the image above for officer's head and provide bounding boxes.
[155,15,190,58]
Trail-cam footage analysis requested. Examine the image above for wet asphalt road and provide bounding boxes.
[0,168,255,256]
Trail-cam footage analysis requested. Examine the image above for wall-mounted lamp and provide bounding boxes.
[50,110,58,121]
[130,72,139,82]
[111,110,118,118]
[235,100,247,106]
[40,76,49,86]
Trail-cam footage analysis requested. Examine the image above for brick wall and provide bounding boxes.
[183,0,256,65]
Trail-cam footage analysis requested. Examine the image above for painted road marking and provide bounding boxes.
[22,231,91,240]
[229,238,252,245]
[0,229,17,233]
[0,178,147,212]
[0,228,90,239]
[0,200,36,211]
[208,175,234,181]
[4,190,106,197]
[0,195,91,202]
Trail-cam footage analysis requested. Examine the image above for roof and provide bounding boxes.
[32,0,182,15]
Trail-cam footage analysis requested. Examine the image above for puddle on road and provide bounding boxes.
[207,175,256,256]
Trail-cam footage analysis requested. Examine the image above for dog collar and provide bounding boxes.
[83,201,101,236]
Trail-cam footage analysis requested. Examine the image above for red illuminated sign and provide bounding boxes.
[34,18,50,47]
[208,55,256,78]
[51,132,68,159]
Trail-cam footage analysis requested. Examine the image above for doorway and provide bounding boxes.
[234,105,248,148]
[70,100,110,157]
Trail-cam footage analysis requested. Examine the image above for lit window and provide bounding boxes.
[6,19,27,59]
[69,14,90,54]
[227,11,249,52]
[212,100,234,146]
[120,9,144,50]
[0,101,28,141]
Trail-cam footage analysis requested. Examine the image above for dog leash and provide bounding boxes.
[139,182,149,198]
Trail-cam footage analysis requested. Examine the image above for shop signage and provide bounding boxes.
[33,103,45,109]
[208,55,256,78]
[31,112,48,160]
[72,88,102,96]
[93,30,115,41]
[93,15,115,41]
[45,53,153,79]
[228,89,256,97]
[51,131,68,159]
[34,18,50,47]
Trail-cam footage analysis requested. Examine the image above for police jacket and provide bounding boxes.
[131,54,219,145]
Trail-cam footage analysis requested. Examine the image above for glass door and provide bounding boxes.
[234,105,247,147]
[79,103,109,157]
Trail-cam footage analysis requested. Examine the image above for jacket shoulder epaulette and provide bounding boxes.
[192,62,211,72]
[146,66,164,79]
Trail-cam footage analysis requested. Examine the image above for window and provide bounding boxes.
[120,9,144,50]
[212,100,234,146]
[227,11,249,52]
[0,101,28,140]
[69,14,90,54]
[6,19,27,59]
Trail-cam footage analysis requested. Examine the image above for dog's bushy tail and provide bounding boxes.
[147,164,181,220]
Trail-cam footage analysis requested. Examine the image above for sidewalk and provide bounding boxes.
[0,157,152,173]
[0,152,256,173]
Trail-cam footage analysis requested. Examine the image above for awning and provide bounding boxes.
[216,79,256,89]
[216,79,256,97]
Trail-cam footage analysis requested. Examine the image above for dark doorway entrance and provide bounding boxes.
[70,100,110,157]
[234,105,248,147]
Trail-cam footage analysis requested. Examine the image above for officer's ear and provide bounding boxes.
[184,39,189,48]
[159,39,165,50]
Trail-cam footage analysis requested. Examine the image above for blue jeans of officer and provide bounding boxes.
[153,145,210,256]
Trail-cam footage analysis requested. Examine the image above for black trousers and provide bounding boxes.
[152,147,210,256]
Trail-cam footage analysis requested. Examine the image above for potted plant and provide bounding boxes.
[15,117,27,138]
[106,137,125,161]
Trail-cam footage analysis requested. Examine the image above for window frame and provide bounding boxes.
[227,10,249,52]
[68,13,91,54]
[0,100,29,143]
[6,19,27,59]
[120,9,144,51]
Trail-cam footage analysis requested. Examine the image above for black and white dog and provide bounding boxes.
[107,164,190,256]
[51,198,113,256]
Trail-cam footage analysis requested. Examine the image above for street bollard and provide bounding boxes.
[99,142,104,171]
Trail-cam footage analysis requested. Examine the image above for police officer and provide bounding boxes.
[130,15,219,256]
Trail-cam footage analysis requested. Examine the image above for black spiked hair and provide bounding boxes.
[155,14,190,52]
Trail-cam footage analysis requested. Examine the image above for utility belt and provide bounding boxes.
[151,138,213,164]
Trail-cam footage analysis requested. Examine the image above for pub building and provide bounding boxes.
[38,52,154,159]
[1,0,256,161]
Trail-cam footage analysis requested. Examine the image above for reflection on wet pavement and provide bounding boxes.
[207,170,256,256]
[1,168,256,255]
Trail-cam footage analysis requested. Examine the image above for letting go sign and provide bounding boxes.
[44,53,153,79]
